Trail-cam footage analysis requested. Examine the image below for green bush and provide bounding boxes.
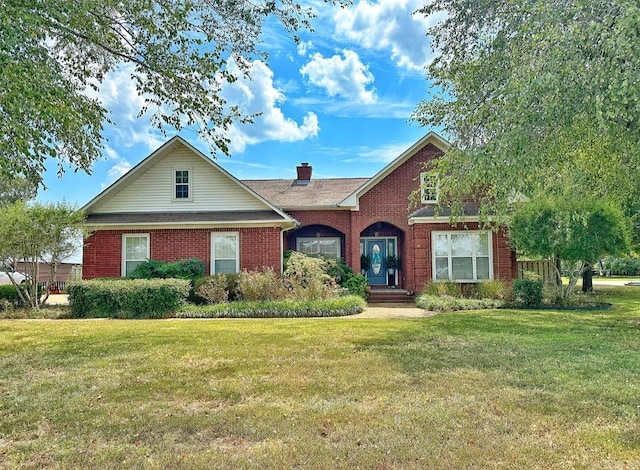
[476,280,509,300]
[602,256,640,276]
[68,278,190,318]
[177,295,366,318]
[0,284,24,307]
[128,258,206,280]
[416,294,503,312]
[512,272,543,306]
[422,281,463,298]
[283,252,336,300]
[342,273,369,299]
[237,267,288,301]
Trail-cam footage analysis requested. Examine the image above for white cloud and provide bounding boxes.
[342,142,413,164]
[333,0,442,71]
[297,40,313,56]
[100,145,133,189]
[86,65,166,151]
[300,50,376,104]
[220,59,320,154]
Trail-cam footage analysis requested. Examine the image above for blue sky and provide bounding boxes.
[38,0,443,208]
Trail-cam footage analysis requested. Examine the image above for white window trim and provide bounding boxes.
[431,231,493,282]
[211,232,239,274]
[420,172,439,204]
[172,167,193,202]
[296,237,341,259]
[122,233,150,277]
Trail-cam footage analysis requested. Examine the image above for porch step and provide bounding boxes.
[367,288,415,304]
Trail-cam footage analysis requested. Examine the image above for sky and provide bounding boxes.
[37,0,444,209]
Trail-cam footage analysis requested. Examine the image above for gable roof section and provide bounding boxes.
[82,136,295,228]
[338,131,450,210]
[243,178,368,210]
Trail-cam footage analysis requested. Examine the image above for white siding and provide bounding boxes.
[92,144,270,213]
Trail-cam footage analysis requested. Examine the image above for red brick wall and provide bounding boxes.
[83,227,283,279]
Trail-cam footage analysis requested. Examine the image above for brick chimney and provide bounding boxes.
[296,162,312,185]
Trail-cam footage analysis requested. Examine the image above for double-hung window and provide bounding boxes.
[211,232,239,274]
[296,237,341,259]
[173,169,191,200]
[122,234,149,277]
[432,231,492,282]
[420,172,438,204]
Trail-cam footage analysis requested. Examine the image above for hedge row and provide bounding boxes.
[415,294,504,312]
[177,295,366,319]
[67,279,190,319]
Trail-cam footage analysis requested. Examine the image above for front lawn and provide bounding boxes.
[0,286,638,469]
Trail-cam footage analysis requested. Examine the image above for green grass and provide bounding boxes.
[0,286,639,469]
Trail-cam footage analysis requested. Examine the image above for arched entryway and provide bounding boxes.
[360,222,404,287]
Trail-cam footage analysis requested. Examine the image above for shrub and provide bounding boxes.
[416,294,503,312]
[192,273,239,304]
[476,280,509,300]
[0,284,23,306]
[67,278,190,318]
[237,267,288,301]
[342,273,369,299]
[512,272,543,306]
[283,252,336,300]
[422,281,463,298]
[177,295,366,318]
[602,256,640,276]
[128,258,206,280]
[194,274,229,304]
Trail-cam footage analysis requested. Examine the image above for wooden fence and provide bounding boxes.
[517,260,557,284]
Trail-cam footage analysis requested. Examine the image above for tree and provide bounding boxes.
[509,198,630,303]
[0,174,37,206]
[0,201,85,308]
[0,0,348,188]
[412,1,640,223]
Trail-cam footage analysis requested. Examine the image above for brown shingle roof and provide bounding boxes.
[85,211,288,225]
[242,178,368,209]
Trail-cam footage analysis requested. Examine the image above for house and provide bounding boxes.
[82,132,517,293]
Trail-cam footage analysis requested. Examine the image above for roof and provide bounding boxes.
[242,178,368,210]
[85,211,288,226]
[408,204,482,224]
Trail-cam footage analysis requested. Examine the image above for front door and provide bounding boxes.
[366,239,387,285]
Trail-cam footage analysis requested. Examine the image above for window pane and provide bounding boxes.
[215,260,236,274]
[452,257,473,280]
[125,260,144,276]
[175,171,189,183]
[298,240,318,255]
[318,239,338,257]
[434,234,449,256]
[476,233,489,256]
[451,234,472,256]
[215,236,237,258]
[175,185,189,199]
[126,237,148,260]
[476,257,490,279]
[435,257,449,280]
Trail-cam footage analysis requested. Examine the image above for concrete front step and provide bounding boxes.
[367,288,415,303]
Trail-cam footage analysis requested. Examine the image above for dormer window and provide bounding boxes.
[420,172,438,204]
[173,168,192,201]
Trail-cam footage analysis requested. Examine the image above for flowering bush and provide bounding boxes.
[283,252,336,300]
[236,267,288,301]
